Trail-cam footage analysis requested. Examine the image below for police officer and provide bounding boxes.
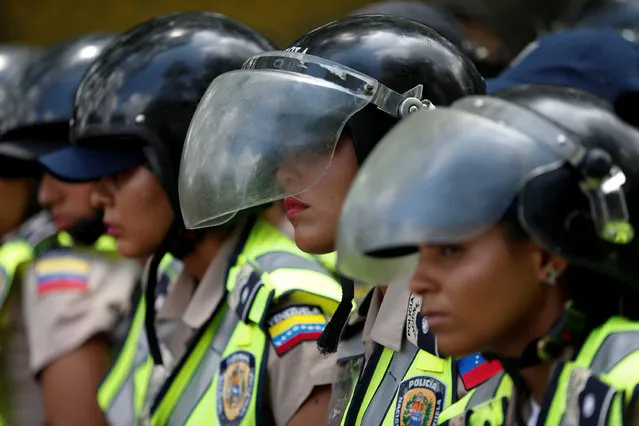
[335,84,639,424]
[39,12,343,425]
[0,34,140,426]
[178,15,499,426]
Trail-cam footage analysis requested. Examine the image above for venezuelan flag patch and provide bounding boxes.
[35,255,91,295]
[267,305,327,356]
[457,353,503,390]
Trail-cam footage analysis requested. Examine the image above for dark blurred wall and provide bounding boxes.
[0,0,374,46]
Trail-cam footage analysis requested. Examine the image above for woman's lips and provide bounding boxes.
[284,197,309,219]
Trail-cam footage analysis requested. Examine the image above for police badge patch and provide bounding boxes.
[217,351,256,425]
[394,375,446,426]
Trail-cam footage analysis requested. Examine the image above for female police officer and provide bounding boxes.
[177,15,498,426]
[39,12,342,426]
[335,84,639,424]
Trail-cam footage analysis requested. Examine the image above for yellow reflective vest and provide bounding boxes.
[98,219,342,425]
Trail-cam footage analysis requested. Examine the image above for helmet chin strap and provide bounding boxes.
[145,219,205,365]
[484,300,588,383]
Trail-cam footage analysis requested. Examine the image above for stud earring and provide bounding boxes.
[546,268,559,286]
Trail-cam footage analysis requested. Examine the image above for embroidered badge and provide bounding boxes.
[457,353,503,390]
[267,304,326,356]
[406,294,421,346]
[394,375,446,426]
[406,293,437,353]
[35,255,90,294]
[217,351,256,425]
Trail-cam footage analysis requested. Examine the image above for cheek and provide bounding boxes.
[292,161,357,254]
[439,254,541,354]
[115,179,174,256]
[67,184,96,215]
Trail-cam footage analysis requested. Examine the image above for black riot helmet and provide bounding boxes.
[337,85,639,363]
[0,44,43,224]
[41,12,275,217]
[0,44,43,175]
[179,15,485,230]
[0,44,42,91]
[178,16,484,353]
[0,34,114,243]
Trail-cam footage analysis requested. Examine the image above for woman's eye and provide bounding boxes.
[438,245,464,257]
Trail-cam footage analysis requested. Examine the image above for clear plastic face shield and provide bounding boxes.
[336,96,634,285]
[178,51,433,229]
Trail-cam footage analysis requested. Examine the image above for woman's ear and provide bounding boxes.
[537,252,568,286]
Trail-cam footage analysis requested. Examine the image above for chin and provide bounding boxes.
[434,334,482,358]
[116,240,147,259]
[293,225,334,254]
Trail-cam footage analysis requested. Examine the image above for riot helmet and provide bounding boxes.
[337,85,639,362]
[0,34,114,169]
[41,12,275,220]
[0,44,43,232]
[0,34,115,242]
[179,15,485,230]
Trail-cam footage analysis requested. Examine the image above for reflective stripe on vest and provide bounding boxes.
[163,307,237,425]
[97,254,180,425]
[438,371,513,423]
[340,342,455,426]
[361,343,419,424]
[149,219,341,425]
[327,330,366,426]
[465,372,509,410]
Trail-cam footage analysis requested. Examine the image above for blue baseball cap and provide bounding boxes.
[486,29,639,103]
[39,145,147,182]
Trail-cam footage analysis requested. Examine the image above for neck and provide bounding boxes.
[493,284,567,359]
[182,229,231,281]
[520,362,553,404]
[490,285,567,403]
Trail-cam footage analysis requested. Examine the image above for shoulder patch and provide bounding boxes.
[457,354,503,390]
[394,375,447,426]
[266,304,327,356]
[35,254,90,294]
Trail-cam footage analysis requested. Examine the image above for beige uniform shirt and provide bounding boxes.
[157,231,337,426]
[23,246,140,372]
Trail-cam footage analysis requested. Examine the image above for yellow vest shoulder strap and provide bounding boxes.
[576,316,639,375]
[226,219,342,327]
